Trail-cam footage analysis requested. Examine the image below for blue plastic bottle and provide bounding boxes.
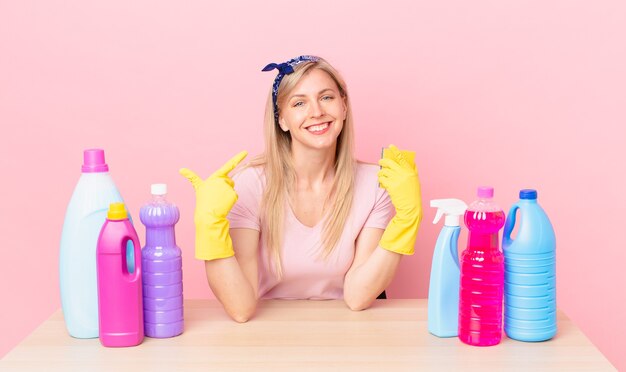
[428,199,467,337]
[502,189,556,342]
[60,149,126,338]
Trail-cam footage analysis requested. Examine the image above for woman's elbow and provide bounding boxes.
[344,295,372,311]
[228,304,256,323]
[231,312,252,323]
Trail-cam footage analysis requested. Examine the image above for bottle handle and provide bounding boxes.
[503,203,520,248]
[123,235,142,282]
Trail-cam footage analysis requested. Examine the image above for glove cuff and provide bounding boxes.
[194,218,235,261]
[379,214,421,255]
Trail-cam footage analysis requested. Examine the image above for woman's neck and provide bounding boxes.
[290,145,336,190]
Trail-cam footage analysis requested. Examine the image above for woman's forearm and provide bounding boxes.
[343,247,402,311]
[204,256,258,322]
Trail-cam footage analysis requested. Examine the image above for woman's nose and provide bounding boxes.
[309,100,324,118]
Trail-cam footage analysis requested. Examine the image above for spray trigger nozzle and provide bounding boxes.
[430,199,468,227]
[433,209,445,224]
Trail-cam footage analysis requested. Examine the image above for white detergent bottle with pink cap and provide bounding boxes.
[60,149,126,338]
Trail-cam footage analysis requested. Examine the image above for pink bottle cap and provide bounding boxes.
[477,186,494,198]
[82,149,109,173]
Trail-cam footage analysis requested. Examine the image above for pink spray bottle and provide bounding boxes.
[96,202,144,347]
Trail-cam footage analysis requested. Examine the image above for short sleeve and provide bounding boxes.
[363,186,395,230]
[227,167,263,231]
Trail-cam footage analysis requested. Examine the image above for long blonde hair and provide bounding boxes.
[247,57,356,276]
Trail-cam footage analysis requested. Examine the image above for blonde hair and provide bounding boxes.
[247,57,356,276]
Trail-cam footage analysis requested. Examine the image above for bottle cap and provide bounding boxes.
[520,189,537,200]
[151,183,167,196]
[477,186,494,198]
[81,149,109,173]
[107,202,128,220]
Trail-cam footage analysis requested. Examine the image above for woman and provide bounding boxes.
[181,56,422,322]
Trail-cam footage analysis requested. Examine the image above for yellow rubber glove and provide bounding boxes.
[180,151,248,261]
[377,145,423,255]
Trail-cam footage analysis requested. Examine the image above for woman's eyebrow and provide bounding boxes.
[289,88,336,99]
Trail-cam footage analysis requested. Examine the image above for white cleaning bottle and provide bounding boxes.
[428,198,467,337]
[60,149,126,338]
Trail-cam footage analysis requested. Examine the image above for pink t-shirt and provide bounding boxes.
[227,163,395,300]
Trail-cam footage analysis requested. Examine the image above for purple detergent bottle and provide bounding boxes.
[140,183,184,338]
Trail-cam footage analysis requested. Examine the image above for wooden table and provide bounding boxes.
[0,299,615,371]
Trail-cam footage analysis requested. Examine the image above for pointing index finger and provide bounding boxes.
[213,151,248,178]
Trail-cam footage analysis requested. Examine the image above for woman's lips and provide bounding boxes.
[305,121,331,135]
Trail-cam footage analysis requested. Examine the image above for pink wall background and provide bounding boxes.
[1,0,624,368]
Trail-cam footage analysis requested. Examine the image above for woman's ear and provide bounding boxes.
[279,117,289,132]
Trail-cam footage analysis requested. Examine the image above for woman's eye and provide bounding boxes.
[322,95,334,101]
[293,101,304,107]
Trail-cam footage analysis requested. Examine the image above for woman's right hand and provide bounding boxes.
[180,151,248,260]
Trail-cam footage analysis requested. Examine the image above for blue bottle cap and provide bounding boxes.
[520,189,538,200]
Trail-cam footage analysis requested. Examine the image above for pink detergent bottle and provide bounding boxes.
[96,202,144,347]
[458,187,505,346]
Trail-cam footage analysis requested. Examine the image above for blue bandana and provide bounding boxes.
[262,55,320,124]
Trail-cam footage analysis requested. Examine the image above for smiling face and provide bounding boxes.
[277,68,347,152]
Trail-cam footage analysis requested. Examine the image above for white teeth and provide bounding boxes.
[307,123,329,132]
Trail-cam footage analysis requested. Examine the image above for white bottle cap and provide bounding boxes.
[444,215,461,227]
[151,183,167,196]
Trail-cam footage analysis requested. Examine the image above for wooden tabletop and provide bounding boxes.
[0,299,615,371]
